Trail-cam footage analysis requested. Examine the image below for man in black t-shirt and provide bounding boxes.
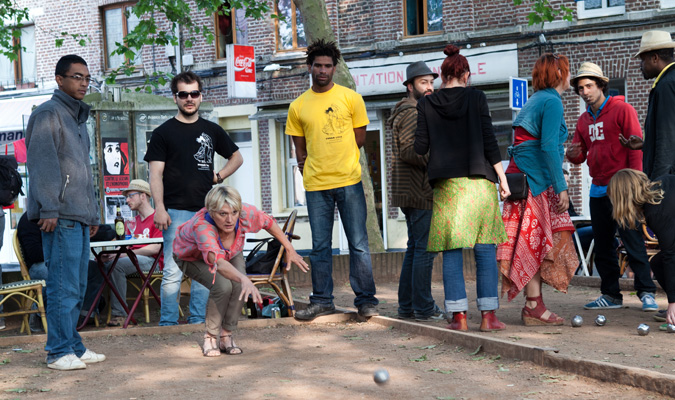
[144,71,243,326]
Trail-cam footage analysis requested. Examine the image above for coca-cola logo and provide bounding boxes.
[234,55,254,73]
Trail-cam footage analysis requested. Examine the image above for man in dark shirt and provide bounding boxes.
[144,71,243,326]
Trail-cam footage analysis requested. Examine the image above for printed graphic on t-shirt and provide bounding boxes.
[194,133,213,169]
[322,103,349,143]
[588,122,605,142]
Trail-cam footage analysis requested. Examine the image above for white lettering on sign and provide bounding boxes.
[234,55,255,73]
[588,122,605,142]
[347,44,518,96]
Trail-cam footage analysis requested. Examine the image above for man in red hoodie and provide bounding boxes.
[567,62,657,312]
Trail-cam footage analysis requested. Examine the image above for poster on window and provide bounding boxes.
[103,138,130,195]
[227,44,256,98]
[104,195,131,224]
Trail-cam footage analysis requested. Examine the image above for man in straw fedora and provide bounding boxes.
[101,179,164,326]
[567,62,657,312]
[620,30,675,180]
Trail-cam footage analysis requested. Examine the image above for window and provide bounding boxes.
[275,0,306,51]
[282,129,306,208]
[576,0,625,19]
[0,25,36,88]
[215,5,249,59]
[404,0,443,37]
[661,0,675,8]
[102,2,141,69]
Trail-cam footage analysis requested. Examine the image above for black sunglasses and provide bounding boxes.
[176,90,201,99]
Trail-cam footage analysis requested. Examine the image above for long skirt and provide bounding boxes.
[427,177,507,251]
[497,186,578,301]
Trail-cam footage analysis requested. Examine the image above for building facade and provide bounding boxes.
[1,0,673,255]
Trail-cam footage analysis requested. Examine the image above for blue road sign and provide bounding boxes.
[509,77,528,110]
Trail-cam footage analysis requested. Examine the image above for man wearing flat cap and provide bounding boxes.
[103,179,163,326]
[388,61,444,321]
[567,62,656,312]
[621,30,675,179]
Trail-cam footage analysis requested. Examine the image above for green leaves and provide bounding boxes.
[512,0,574,27]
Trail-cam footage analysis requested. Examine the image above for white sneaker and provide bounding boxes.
[79,349,106,364]
[47,354,87,370]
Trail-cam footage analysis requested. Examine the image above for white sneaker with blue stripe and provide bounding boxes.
[640,293,658,312]
[584,295,623,310]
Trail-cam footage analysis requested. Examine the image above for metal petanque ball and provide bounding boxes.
[595,315,607,326]
[373,368,390,385]
[667,324,675,333]
[637,323,650,336]
[571,315,583,327]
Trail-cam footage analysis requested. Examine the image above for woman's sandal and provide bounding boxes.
[203,334,222,357]
[522,295,564,326]
[220,334,243,355]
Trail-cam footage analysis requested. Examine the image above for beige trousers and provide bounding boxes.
[176,252,245,336]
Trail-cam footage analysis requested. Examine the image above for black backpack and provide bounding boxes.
[0,155,23,207]
[245,237,283,275]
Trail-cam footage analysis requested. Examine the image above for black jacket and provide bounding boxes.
[644,63,675,179]
[414,86,502,185]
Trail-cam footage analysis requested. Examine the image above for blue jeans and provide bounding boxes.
[398,207,436,317]
[42,219,90,363]
[159,208,209,325]
[306,182,378,307]
[442,244,499,313]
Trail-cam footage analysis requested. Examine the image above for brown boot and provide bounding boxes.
[446,311,468,331]
[480,310,506,332]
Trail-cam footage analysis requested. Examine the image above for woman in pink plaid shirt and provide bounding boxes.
[173,185,308,357]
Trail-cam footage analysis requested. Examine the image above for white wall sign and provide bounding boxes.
[347,44,518,96]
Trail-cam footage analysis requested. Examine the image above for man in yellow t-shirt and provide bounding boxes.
[286,39,378,321]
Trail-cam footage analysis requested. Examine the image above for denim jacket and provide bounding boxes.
[508,88,568,197]
[25,89,99,226]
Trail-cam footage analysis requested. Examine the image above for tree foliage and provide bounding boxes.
[512,0,574,26]
[106,0,275,92]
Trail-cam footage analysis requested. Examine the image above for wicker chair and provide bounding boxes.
[0,231,48,335]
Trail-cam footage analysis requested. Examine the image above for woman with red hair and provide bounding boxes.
[415,44,510,332]
[497,53,578,326]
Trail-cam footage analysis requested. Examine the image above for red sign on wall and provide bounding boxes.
[227,44,257,98]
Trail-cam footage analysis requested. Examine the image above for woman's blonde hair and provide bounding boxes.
[607,169,663,230]
[205,184,242,213]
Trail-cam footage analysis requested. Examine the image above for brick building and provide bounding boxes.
[0,0,673,255]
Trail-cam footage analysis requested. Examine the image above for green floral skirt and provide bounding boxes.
[427,177,507,251]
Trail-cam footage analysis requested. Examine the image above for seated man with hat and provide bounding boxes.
[104,179,163,326]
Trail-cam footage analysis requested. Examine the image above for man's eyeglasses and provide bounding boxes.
[125,192,140,199]
[62,74,92,84]
[176,91,201,100]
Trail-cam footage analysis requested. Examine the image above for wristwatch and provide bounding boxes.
[216,172,224,184]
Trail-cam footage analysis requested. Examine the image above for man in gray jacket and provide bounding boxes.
[26,55,106,371]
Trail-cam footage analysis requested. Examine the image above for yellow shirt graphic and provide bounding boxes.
[286,84,370,191]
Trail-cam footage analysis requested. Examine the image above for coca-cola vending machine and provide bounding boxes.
[226,44,256,99]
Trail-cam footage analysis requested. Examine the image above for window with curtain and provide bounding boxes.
[275,0,306,51]
[404,0,443,37]
[577,0,625,19]
[0,25,36,88]
[215,5,249,59]
[102,2,141,69]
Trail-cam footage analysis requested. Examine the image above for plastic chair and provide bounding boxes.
[247,209,300,317]
[0,231,48,335]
